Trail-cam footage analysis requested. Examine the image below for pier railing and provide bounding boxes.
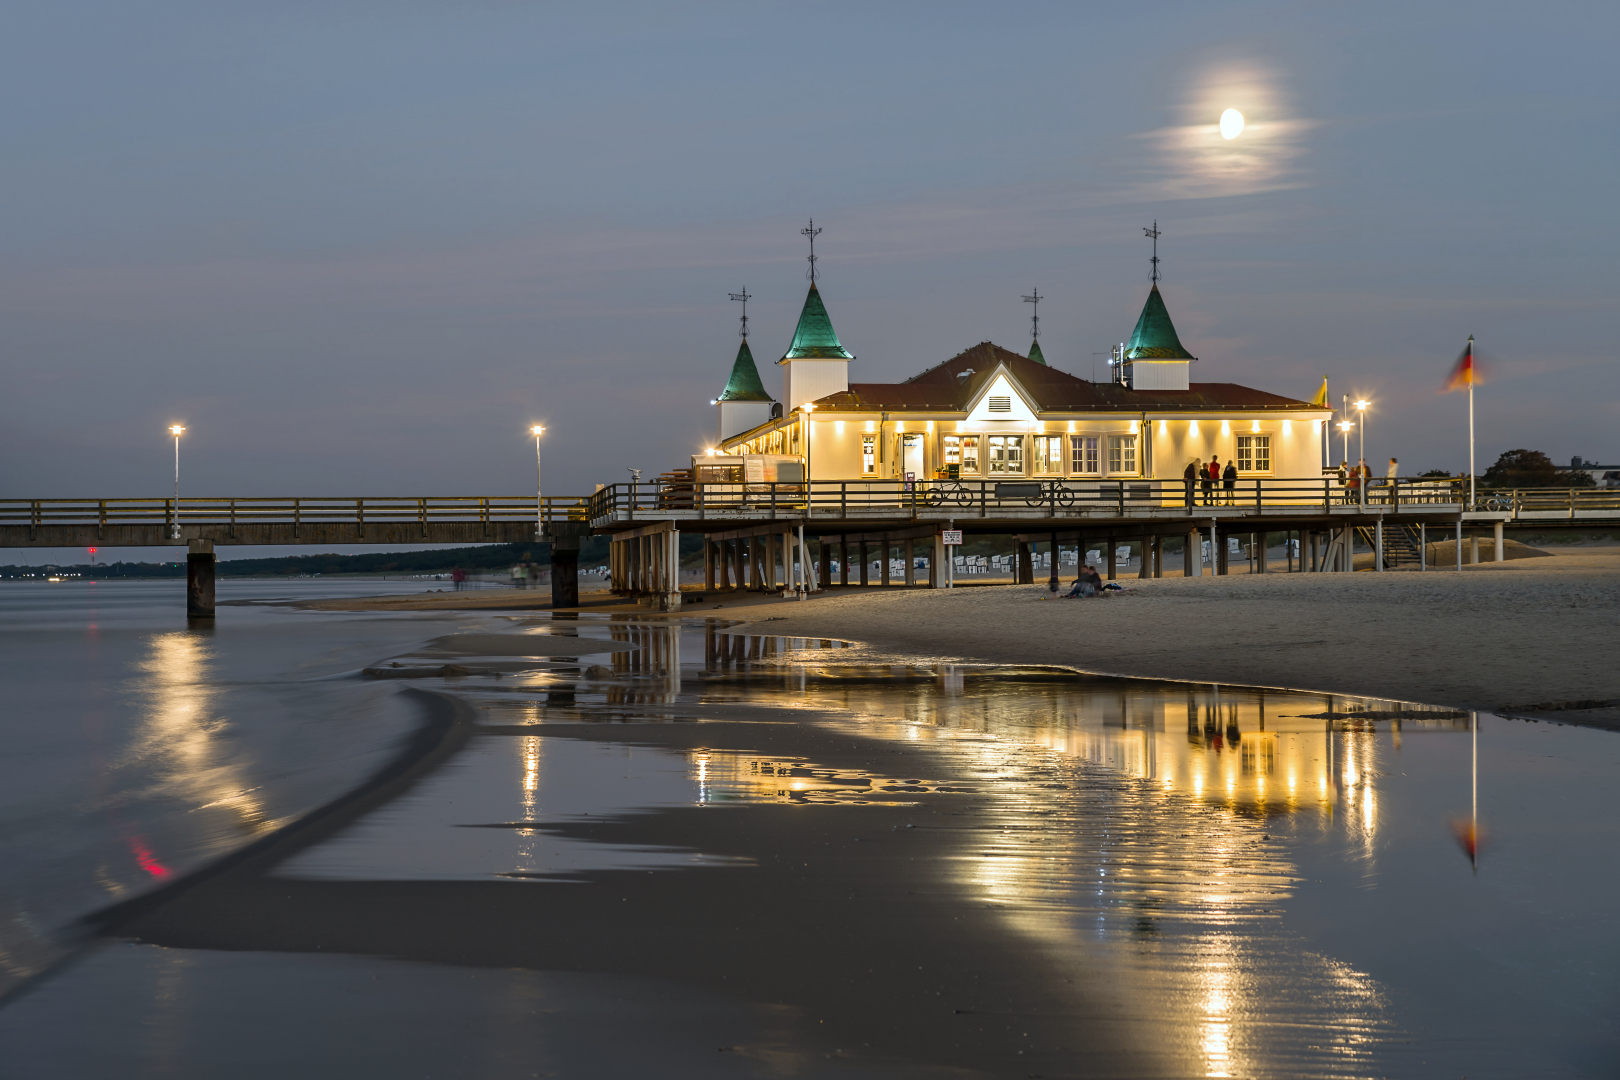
[589,475,1474,524]
[0,495,591,534]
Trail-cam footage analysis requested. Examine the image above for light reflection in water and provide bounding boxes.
[133,632,270,843]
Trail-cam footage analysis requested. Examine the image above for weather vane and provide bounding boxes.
[801,218,822,282]
[728,287,751,339]
[1022,287,1043,341]
[1144,221,1161,284]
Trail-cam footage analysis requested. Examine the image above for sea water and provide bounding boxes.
[0,578,498,992]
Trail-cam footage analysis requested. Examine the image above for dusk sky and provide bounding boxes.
[4,1,1616,560]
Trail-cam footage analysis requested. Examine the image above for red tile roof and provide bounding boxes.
[812,342,1326,413]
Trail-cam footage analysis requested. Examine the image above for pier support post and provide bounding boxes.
[1456,519,1463,571]
[704,540,714,591]
[550,530,579,609]
[1017,541,1033,585]
[1374,518,1384,572]
[1049,532,1061,592]
[819,537,831,591]
[840,536,850,586]
[1470,534,1479,565]
[1138,536,1151,580]
[1494,520,1504,562]
[1257,532,1268,574]
[1420,524,1427,571]
[186,539,215,619]
[1185,529,1198,578]
[904,539,916,586]
[1105,537,1116,581]
[880,540,890,586]
[859,540,869,586]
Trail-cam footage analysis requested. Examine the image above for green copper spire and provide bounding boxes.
[1124,284,1195,360]
[1027,339,1048,366]
[717,339,773,402]
[781,282,855,361]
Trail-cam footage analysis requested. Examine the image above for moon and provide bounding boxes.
[1219,108,1245,140]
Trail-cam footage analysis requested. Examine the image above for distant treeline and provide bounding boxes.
[0,537,612,580]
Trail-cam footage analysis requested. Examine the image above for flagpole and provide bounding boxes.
[1468,336,1476,509]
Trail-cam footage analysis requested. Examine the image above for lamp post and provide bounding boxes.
[1354,400,1368,507]
[168,425,185,539]
[801,402,816,488]
[1337,420,1352,467]
[530,426,545,539]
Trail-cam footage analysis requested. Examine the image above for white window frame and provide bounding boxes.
[861,434,876,475]
[1236,434,1272,474]
[987,435,1024,475]
[960,435,980,474]
[1107,435,1138,476]
[1033,435,1065,475]
[1070,435,1099,475]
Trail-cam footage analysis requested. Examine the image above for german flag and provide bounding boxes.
[1443,336,1476,392]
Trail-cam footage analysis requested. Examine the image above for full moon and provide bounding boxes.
[1219,108,1245,140]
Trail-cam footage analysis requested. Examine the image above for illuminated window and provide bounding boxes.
[988,436,1023,474]
[942,435,961,465]
[1236,435,1271,473]
[960,435,980,473]
[1107,435,1137,475]
[862,435,876,475]
[1070,436,1099,475]
[1033,435,1064,475]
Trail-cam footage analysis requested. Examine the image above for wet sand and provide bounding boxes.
[306,546,1620,729]
[75,689,1166,1078]
[737,545,1620,730]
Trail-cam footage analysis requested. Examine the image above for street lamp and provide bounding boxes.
[801,402,816,489]
[530,425,545,539]
[1337,420,1353,467]
[1353,400,1369,465]
[168,425,185,539]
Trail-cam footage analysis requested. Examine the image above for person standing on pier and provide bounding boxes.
[1184,459,1199,508]
[1205,457,1220,506]
[1222,459,1237,505]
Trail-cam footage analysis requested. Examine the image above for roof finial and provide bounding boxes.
[728,287,751,340]
[1022,287,1042,341]
[1143,220,1161,284]
[801,218,822,282]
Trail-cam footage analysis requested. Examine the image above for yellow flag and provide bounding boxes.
[1308,377,1328,407]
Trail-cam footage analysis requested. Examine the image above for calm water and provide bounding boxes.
[1,584,1617,1077]
[0,578,510,990]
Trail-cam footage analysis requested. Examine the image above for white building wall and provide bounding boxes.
[718,401,774,445]
[780,359,849,412]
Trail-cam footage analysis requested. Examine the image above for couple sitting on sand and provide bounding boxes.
[1064,564,1107,599]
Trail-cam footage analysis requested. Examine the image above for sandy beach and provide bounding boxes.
[303,544,1620,729]
[733,545,1620,728]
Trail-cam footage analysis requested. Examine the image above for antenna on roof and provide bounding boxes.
[1143,221,1162,284]
[801,218,822,282]
[1022,287,1042,342]
[728,287,751,339]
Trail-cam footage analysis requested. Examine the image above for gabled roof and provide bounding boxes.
[806,341,1326,412]
[716,339,773,402]
[1027,339,1048,366]
[780,282,855,361]
[1124,285,1196,360]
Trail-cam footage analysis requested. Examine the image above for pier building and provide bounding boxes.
[716,278,1331,486]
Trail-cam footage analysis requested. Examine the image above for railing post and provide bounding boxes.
[841,481,847,518]
[770,482,777,521]
[1117,480,1125,516]
[229,498,237,539]
[980,482,986,518]
[357,498,365,539]
[1255,477,1262,509]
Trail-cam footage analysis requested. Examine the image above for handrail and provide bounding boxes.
[581,475,1513,520]
[0,495,593,527]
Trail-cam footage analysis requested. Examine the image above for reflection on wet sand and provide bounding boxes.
[434,619,1439,1076]
[133,632,271,842]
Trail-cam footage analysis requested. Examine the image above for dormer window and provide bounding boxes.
[988,396,1011,413]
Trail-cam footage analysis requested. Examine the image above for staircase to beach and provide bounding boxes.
[1356,523,1424,568]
